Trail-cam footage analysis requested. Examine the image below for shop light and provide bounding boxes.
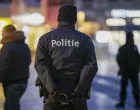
[28,13,45,26]
[106,18,126,26]
[132,18,140,25]
[111,9,140,18]
[0,21,7,29]
[96,31,110,43]
[111,9,126,18]
[126,10,140,18]
[0,18,11,30]
[12,12,45,26]
[22,25,30,34]
[77,11,85,24]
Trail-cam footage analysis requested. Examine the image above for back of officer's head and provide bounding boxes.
[126,32,134,45]
[2,24,16,38]
[58,4,77,24]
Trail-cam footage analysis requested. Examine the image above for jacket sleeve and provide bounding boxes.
[116,47,124,69]
[26,44,31,65]
[74,37,98,95]
[0,44,11,82]
[134,45,140,64]
[116,48,121,66]
[34,35,55,94]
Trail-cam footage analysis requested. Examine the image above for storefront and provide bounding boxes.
[11,12,52,52]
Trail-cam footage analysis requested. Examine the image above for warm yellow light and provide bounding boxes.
[78,26,85,32]
[0,18,11,25]
[77,11,85,24]
[0,18,12,32]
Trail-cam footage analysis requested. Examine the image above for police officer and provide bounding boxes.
[116,32,140,108]
[35,4,98,110]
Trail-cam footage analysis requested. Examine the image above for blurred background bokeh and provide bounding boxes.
[0,0,140,110]
[1,0,140,58]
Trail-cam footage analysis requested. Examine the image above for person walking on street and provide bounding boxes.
[35,4,98,110]
[116,32,140,108]
[0,25,31,110]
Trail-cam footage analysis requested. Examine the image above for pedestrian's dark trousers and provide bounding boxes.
[3,83,27,110]
[120,74,139,104]
[44,94,88,110]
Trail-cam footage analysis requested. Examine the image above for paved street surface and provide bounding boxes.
[0,58,140,110]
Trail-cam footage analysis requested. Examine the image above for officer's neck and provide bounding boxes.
[58,21,75,29]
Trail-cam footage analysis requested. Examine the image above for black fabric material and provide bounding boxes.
[117,44,140,74]
[0,40,31,84]
[119,74,139,104]
[3,83,27,110]
[58,4,77,24]
[35,22,98,98]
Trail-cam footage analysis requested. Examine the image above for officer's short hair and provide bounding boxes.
[3,24,16,33]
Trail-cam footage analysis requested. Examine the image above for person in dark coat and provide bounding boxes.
[35,4,98,110]
[116,32,140,108]
[0,25,31,110]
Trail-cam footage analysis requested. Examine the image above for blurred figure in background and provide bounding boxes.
[116,32,140,108]
[0,25,31,110]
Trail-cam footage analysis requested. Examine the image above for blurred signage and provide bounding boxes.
[132,18,140,25]
[11,13,45,26]
[106,18,126,26]
[111,9,140,18]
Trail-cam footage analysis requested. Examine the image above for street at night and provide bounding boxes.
[1,0,140,110]
[0,58,139,110]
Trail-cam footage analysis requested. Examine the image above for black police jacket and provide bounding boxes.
[35,22,98,96]
[117,44,140,74]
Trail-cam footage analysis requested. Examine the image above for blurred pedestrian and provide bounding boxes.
[116,32,140,108]
[35,4,98,110]
[0,24,31,110]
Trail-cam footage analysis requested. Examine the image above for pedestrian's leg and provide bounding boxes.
[130,74,140,108]
[3,85,8,110]
[116,75,128,107]
[4,84,27,110]
[120,75,128,103]
[4,85,20,110]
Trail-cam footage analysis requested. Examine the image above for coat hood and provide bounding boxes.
[0,31,25,44]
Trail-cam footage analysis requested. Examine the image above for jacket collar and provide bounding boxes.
[58,21,75,29]
[0,31,25,44]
